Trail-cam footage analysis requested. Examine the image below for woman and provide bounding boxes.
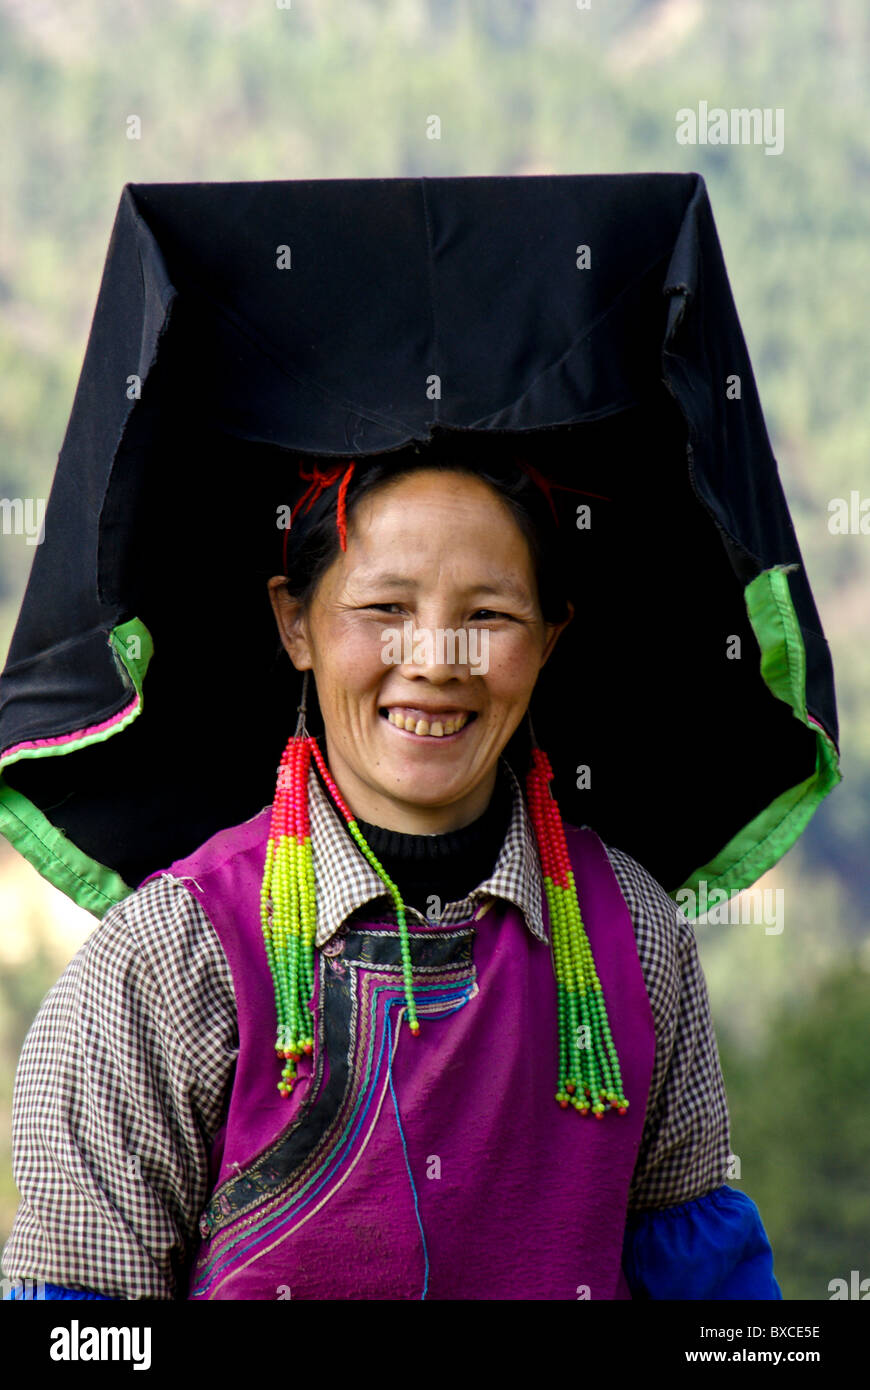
[2,446,781,1300]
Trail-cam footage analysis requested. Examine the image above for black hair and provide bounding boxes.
[281,444,573,625]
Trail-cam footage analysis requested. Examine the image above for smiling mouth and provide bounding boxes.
[379,707,477,739]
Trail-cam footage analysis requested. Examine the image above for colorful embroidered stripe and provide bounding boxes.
[191,977,474,1298]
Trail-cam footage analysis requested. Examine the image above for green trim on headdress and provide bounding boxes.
[670,565,842,918]
[0,616,153,916]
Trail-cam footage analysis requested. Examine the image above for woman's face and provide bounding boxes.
[268,469,572,833]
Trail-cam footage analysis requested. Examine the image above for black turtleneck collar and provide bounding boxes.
[312,756,515,917]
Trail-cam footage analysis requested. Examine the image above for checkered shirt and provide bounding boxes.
[1,760,731,1299]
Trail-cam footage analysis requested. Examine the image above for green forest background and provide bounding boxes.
[1,0,868,1300]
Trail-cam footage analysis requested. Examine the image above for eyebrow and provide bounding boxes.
[350,572,535,604]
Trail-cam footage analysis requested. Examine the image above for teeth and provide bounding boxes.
[385,710,470,737]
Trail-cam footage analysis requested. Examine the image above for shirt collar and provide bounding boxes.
[307,756,546,947]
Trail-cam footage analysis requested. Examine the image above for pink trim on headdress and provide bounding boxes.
[0,694,140,764]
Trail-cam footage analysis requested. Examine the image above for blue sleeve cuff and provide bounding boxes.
[4,1281,116,1301]
[622,1185,783,1300]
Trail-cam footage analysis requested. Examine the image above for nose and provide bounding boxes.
[395,620,474,684]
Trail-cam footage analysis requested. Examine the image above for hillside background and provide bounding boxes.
[1,0,868,1300]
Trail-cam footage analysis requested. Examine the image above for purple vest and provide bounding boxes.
[141,808,655,1300]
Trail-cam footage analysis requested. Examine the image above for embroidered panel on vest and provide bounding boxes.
[190,924,477,1299]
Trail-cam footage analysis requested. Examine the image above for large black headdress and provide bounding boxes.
[0,174,840,917]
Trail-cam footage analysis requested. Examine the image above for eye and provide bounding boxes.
[365,603,406,614]
[470,609,511,621]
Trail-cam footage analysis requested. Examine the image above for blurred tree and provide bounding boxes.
[720,955,870,1300]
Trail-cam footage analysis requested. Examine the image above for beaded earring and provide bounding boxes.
[259,671,317,1097]
[260,682,628,1116]
[260,671,419,1098]
[525,741,628,1117]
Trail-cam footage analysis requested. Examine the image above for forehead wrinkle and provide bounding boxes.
[349,570,421,590]
[347,565,536,606]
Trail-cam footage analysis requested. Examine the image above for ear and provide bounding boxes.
[267,575,315,669]
[540,600,574,668]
